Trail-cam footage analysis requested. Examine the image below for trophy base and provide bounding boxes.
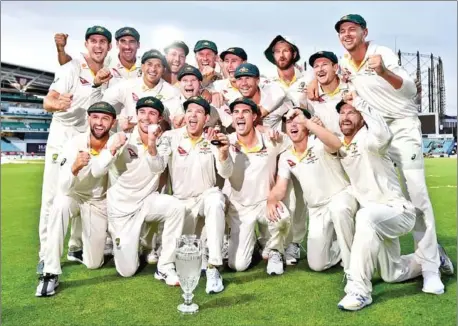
[177,303,199,314]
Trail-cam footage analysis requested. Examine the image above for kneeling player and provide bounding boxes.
[36,102,117,297]
[156,96,233,294]
[268,108,357,275]
[225,97,291,275]
[92,96,187,285]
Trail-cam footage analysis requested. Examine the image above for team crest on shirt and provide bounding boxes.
[177,146,188,156]
[127,148,138,159]
[155,94,164,100]
[199,141,212,154]
[255,147,268,157]
[132,92,139,102]
[305,148,318,164]
[345,142,360,158]
[52,153,59,163]
[287,159,296,167]
[79,77,90,85]
[115,237,121,248]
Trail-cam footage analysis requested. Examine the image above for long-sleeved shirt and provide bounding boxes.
[226,129,291,206]
[157,126,233,199]
[339,42,418,119]
[277,136,350,208]
[92,126,168,218]
[337,97,407,207]
[89,77,183,124]
[58,131,109,201]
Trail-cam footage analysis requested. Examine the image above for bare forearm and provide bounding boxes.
[43,96,63,112]
[379,70,403,90]
[306,123,342,152]
[58,51,72,66]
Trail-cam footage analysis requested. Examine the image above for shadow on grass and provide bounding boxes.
[200,293,256,310]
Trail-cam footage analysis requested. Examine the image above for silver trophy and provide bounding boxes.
[175,235,202,314]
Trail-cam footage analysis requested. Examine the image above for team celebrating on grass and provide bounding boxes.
[35,14,454,311]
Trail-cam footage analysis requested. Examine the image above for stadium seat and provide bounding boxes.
[1,121,28,131]
[1,139,21,152]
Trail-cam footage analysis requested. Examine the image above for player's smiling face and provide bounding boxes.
[180,75,200,98]
[313,58,338,86]
[273,41,295,70]
[117,36,140,63]
[185,103,208,136]
[223,54,244,82]
[137,107,162,134]
[85,35,111,64]
[232,104,257,136]
[89,112,115,140]
[196,49,217,70]
[235,76,259,97]
[142,59,164,86]
[166,47,187,74]
[339,104,364,136]
[338,22,368,51]
[286,115,308,143]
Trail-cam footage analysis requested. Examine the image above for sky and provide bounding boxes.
[1,1,457,114]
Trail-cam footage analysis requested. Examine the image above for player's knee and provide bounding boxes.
[308,258,327,272]
[52,194,73,210]
[228,258,251,272]
[85,259,103,270]
[117,265,137,278]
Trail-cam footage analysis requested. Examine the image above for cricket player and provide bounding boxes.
[54,27,142,85]
[163,40,189,86]
[90,49,183,129]
[306,51,350,136]
[36,102,117,297]
[156,96,233,294]
[263,35,313,108]
[91,96,187,283]
[233,63,291,132]
[37,25,112,274]
[268,108,357,274]
[331,14,453,294]
[225,97,291,275]
[193,40,223,88]
[326,92,442,310]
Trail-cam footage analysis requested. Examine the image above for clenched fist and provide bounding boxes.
[110,132,127,155]
[367,55,386,75]
[57,93,73,111]
[72,151,90,175]
[94,68,112,87]
[55,33,68,52]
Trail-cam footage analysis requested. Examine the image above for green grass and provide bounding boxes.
[1,159,456,326]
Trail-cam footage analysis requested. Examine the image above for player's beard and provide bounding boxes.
[276,57,295,71]
[90,125,109,140]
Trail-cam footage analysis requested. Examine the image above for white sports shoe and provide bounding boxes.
[438,245,454,276]
[422,271,444,295]
[285,243,300,265]
[338,292,373,311]
[35,274,59,297]
[154,267,180,286]
[267,250,284,275]
[205,268,224,294]
[146,249,159,264]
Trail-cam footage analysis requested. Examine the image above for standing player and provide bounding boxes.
[263,35,312,108]
[157,96,233,293]
[267,108,357,274]
[193,40,223,88]
[225,97,291,275]
[163,41,189,86]
[332,14,453,294]
[91,49,183,129]
[306,51,350,135]
[91,96,187,282]
[36,102,117,297]
[37,25,112,274]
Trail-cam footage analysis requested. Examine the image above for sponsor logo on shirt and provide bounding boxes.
[60,158,67,166]
[287,159,296,167]
[112,68,122,78]
[79,77,90,85]
[305,149,318,164]
[199,141,212,154]
[255,148,268,157]
[177,146,187,156]
[127,148,138,159]
[132,92,139,102]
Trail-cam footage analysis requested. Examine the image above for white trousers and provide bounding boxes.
[227,200,291,272]
[345,202,422,297]
[388,117,440,272]
[109,193,187,277]
[38,121,84,260]
[180,187,226,266]
[43,195,107,275]
[284,176,308,246]
[307,189,358,274]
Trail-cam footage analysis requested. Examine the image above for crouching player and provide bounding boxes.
[226,97,291,275]
[92,96,187,284]
[268,108,357,275]
[36,102,117,297]
[156,96,233,294]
